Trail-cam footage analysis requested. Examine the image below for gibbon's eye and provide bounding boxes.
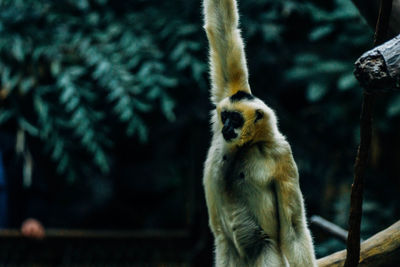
[221,111,244,128]
[221,111,228,124]
[255,109,263,123]
[230,111,244,128]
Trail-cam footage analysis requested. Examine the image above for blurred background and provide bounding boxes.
[0,0,399,265]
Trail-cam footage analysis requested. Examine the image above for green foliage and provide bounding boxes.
[0,0,206,180]
[286,0,370,104]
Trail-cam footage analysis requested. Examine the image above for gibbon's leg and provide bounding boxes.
[214,234,245,267]
[252,244,287,267]
[229,205,271,260]
[274,178,317,267]
[203,0,251,104]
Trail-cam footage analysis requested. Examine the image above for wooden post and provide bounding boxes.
[344,1,392,266]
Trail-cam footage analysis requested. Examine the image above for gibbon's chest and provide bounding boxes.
[207,141,280,240]
[216,144,275,195]
[204,140,277,213]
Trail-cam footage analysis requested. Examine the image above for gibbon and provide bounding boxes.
[202,0,317,266]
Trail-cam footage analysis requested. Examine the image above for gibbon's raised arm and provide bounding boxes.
[203,0,251,104]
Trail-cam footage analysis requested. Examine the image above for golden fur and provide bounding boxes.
[202,0,317,266]
[203,0,250,103]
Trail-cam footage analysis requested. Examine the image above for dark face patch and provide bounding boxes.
[230,91,254,102]
[221,111,244,141]
[221,111,244,128]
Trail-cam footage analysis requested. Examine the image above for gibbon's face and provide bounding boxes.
[217,91,271,147]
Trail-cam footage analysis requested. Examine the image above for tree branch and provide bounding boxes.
[310,215,349,243]
[351,0,400,36]
[344,1,392,266]
[318,220,400,267]
[344,92,375,267]
[374,0,394,45]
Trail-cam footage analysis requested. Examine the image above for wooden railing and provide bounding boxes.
[0,228,212,266]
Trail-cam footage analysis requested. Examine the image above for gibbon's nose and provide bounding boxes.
[222,126,237,141]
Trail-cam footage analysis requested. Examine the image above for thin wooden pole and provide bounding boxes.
[343,1,392,266]
[343,92,374,267]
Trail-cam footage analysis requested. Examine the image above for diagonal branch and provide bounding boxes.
[318,220,400,267]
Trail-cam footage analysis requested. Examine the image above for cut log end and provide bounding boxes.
[354,34,400,92]
[354,52,392,90]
